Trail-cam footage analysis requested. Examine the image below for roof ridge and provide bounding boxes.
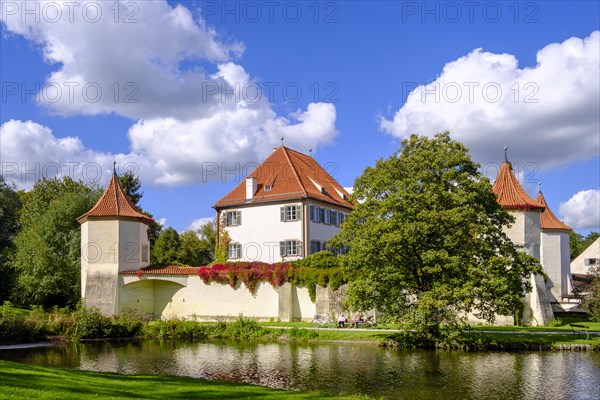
[281,146,308,197]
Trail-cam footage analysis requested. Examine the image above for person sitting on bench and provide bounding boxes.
[337,314,347,328]
[352,312,363,328]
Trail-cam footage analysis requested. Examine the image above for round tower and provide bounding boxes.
[77,165,153,316]
[536,185,572,304]
[492,149,554,325]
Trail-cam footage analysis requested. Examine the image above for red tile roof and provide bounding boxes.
[214,146,353,209]
[121,266,200,276]
[77,172,154,225]
[492,162,543,210]
[536,191,572,231]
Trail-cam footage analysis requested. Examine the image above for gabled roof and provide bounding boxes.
[77,171,154,225]
[492,161,543,210]
[536,191,572,231]
[214,146,353,209]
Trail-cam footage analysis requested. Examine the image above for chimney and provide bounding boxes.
[246,177,257,201]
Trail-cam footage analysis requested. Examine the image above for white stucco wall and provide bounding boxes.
[223,202,303,263]
[571,238,600,275]
[540,230,571,300]
[119,274,316,321]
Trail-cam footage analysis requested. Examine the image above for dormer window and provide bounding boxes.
[265,185,272,192]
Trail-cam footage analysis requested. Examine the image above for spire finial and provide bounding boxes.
[538,180,542,193]
[309,148,313,157]
[113,161,117,176]
[504,146,508,163]
[281,137,284,147]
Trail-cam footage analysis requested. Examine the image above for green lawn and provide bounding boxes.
[470,316,600,332]
[0,360,369,399]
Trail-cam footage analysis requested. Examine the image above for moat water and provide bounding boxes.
[1,340,599,399]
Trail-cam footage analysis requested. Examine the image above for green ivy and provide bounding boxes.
[196,251,346,301]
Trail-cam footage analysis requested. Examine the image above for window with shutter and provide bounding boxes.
[225,211,241,226]
[281,205,302,222]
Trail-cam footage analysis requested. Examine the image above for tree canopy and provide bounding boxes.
[10,177,102,308]
[0,176,22,302]
[571,231,600,260]
[329,132,540,337]
[118,170,143,206]
[152,224,215,266]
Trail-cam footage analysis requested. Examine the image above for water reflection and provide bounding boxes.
[1,340,599,399]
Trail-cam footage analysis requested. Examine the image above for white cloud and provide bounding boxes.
[1,102,337,187]
[380,31,600,170]
[559,189,600,230]
[187,217,214,234]
[157,217,168,228]
[1,0,243,120]
[0,1,339,187]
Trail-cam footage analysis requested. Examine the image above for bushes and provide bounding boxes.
[143,318,209,340]
[0,302,143,343]
[0,302,46,344]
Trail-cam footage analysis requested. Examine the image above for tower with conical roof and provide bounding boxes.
[536,184,572,303]
[492,149,554,325]
[77,164,153,316]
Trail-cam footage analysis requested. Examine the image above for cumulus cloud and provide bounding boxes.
[187,217,214,234]
[380,31,600,170]
[1,102,337,186]
[0,1,339,187]
[1,0,243,119]
[559,189,600,230]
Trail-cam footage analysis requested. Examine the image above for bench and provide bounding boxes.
[570,323,590,340]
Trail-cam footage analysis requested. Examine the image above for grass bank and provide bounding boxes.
[2,302,599,349]
[0,360,369,399]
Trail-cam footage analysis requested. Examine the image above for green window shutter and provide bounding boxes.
[297,205,302,220]
[280,241,286,257]
[237,211,241,225]
[297,241,303,257]
[280,207,285,222]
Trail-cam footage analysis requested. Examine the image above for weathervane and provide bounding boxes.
[113,161,117,176]
[309,148,313,157]
[504,146,508,163]
[281,137,284,146]
[538,180,542,193]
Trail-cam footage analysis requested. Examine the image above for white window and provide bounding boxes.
[280,205,302,222]
[141,244,149,262]
[310,240,322,254]
[310,205,321,222]
[280,240,303,257]
[225,211,241,226]
[331,211,339,226]
[228,243,242,259]
[323,209,331,225]
[585,258,599,266]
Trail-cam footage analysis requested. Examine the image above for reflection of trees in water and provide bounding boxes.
[2,341,599,399]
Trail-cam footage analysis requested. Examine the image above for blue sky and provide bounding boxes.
[1,1,599,234]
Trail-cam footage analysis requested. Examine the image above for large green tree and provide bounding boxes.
[151,225,214,267]
[571,231,600,260]
[329,132,540,337]
[118,170,143,206]
[11,177,101,308]
[0,176,22,301]
[117,170,162,246]
[152,228,181,265]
